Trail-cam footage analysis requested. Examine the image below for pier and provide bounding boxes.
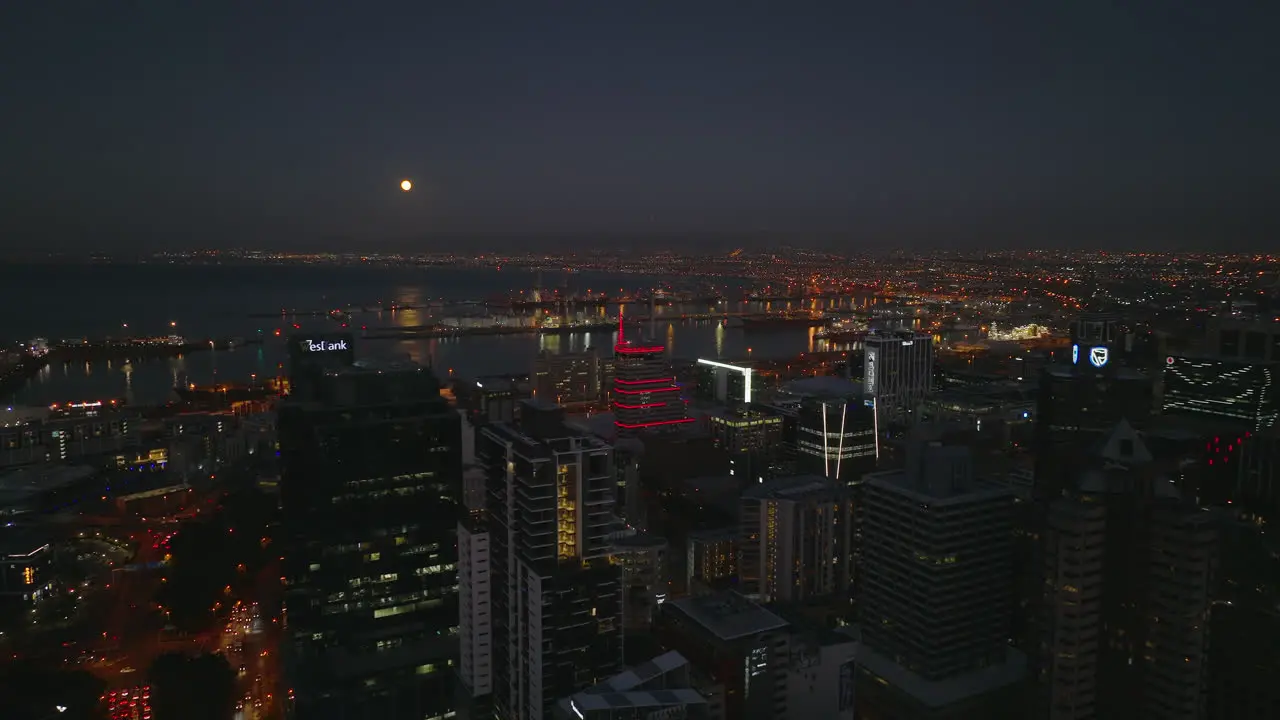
[0,336,262,396]
[243,293,884,320]
[248,304,423,318]
[489,292,865,310]
[359,312,839,340]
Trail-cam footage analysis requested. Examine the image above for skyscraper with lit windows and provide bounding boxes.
[473,399,623,720]
[279,339,462,720]
[533,349,602,409]
[863,329,934,424]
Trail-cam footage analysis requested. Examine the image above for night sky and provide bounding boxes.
[2,2,1277,251]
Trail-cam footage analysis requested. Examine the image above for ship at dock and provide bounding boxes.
[815,318,870,341]
[173,376,288,404]
[816,327,869,342]
[738,312,832,331]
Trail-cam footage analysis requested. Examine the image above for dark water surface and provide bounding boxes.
[2,263,861,405]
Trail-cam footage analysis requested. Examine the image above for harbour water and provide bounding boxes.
[1,263,878,405]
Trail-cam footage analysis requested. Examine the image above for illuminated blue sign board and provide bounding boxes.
[1072,344,1079,365]
[1089,346,1109,368]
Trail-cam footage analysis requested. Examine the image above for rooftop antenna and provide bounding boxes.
[649,294,656,341]
[618,304,625,345]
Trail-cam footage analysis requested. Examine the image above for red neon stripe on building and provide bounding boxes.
[614,386,680,395]
[614,418,696,429]
[614,377,675,385]
[613,402,668,409]
[615,345,666,354]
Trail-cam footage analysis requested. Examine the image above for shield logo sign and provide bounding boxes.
[1089,346,1109,368]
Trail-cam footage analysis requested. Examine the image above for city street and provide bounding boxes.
[222,557,283,720]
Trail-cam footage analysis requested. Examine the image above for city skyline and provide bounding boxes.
[2,3,1278,251]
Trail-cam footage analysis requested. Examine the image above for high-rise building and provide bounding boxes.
[1205,515,1280,720]
[695,358,757,405]
[610,532,669,632]
[738,475,853,604]
[1034,318,1154,499]
[863,330,934,424]
[1237,424,1280,522]
[707,407,783,455]
[474,399,624,720]
[1036,421,1217,720]
[278,340,462,720]
[0,401,140,469]
[684,527,738,594]
[1207,317,1280,362]
[794,396,877,483]
[856,433,1025,719]
[657,591,792,720]
[0,529,52,609]
[462,377,521,426]
[1162,355,1278,431]
[456,510,492,718]
[533,349,602,409]
[612,317,690,436]
[783,622,859,720]
[1027,317,1158,698]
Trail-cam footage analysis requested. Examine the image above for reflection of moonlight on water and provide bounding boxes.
[400,179,413,192]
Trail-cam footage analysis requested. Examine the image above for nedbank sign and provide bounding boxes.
[301,338,349,352]
[288,333,355,365]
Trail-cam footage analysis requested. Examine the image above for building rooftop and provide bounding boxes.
[866,438,1012,505]
[930,383,1036,407]
[780,376,863,400]
[521,396,560,412]
[469,376,519,393]
[590,650,688,693]
[0,526,54,557]
[564,411,619,440]
[562,689,707,716]
[1,405,51,426]
[743,474,844,501]
[857,643,1027,710]
[675,475,739,509]
[667,590,788,642]
[558,651,709,717]
[482,420,611,462]
[0,465,98,507]
[1043,362,1150,381]
[687,526,737,542]
[611,531,668,550]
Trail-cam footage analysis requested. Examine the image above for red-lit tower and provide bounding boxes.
[612,309,691,435]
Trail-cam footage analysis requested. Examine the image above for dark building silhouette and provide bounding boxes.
[856,432,1025,719]
[279,339,462,720]
[1035,422,1216,720]
[1034,316,1155,500]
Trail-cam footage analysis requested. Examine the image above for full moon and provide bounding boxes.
[400,179,413,192]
